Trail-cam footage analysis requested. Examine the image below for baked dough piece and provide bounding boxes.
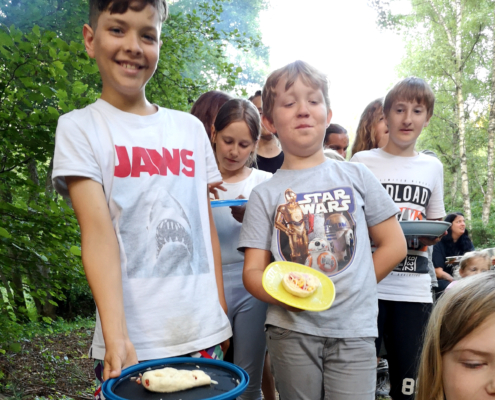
[282,271,320,298]
[142,367,211,393]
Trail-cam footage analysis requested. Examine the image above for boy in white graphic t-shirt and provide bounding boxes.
[51,1,231,397]
[351,77,446,400]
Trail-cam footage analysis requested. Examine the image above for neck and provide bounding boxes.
[219,165,251,183]
[100,87,156,116]
[452,233,461,242]
[281,149,326,170]
[257,134,281,158]
[382,141,417,157]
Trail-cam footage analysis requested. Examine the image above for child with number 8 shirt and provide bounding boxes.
[51,1,231,398]
[238,60,407,400]
[351,77,446,400]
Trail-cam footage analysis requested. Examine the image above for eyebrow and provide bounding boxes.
[451,348,492,357]
[106,17,158,31]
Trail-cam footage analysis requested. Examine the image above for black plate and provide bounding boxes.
[112,362,240,400]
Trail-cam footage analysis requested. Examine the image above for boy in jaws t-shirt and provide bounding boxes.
[51,1,231,395]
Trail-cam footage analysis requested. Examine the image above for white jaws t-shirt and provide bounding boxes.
[52,99,232,360]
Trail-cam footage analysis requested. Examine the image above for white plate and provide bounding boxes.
[399,221,451,237]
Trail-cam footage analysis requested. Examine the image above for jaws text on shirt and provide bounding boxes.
[114,145,195,178]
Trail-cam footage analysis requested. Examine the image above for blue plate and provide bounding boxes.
[102,357,249,400]
[211,199,248,208]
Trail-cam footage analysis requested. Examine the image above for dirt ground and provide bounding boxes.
[0,327,95,399]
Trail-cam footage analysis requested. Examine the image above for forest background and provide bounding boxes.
[0,0,494,398]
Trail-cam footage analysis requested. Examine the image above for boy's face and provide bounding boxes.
[263,76,332,158]
[385,100,430,150]
[83,3,162,102]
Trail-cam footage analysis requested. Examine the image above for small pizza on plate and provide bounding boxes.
[282,271,320,298]
[142,367,212,393]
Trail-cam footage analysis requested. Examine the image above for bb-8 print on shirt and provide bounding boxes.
[274,187,357,277]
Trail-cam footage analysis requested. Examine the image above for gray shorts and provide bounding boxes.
[266,326,376,400]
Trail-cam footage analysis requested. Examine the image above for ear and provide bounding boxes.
[159,39,163,49]
[83,24,96,59]
[262,115,277,135]
[424,114,432,128]
[326,109,333,128]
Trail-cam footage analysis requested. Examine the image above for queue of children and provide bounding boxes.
[50,1,494,400]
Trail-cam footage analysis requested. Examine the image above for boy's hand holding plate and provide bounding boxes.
[262,261,336,312]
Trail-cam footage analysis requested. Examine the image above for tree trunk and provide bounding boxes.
[455,0,472,223]
[483,15,495,225]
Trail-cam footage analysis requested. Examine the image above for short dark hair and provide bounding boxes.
[89,0,168,29]
[248,90,262,102]
[190,91,233,139]
[324,124,347,145]
[384,77,435,119]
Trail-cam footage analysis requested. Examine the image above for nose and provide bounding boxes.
[403,110,412,125]
[124,32,143,56]
[297,101,310,117]
[229,143,239,158]
[486,373,495,394]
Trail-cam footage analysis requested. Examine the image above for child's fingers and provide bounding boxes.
[103,355,122,381]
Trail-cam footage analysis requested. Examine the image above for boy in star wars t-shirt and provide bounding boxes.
[238,60,407,400]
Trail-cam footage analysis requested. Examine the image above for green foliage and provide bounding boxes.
[371,0,495,236]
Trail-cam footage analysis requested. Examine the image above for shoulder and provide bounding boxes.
[250,168,273,183]
[160,107,204,129]
[350,148,381,162]
[58,101,99,126]
[417,152,443,169]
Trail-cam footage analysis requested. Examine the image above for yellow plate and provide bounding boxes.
[262,261,336,312]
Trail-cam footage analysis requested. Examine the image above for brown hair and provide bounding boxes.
[383,77,435,118]
[190,91,233,139]
[262,60,330,123]
[89,0,168,29]
[351,98,384,157]
[416,272,495,400]
[212,99,261,167]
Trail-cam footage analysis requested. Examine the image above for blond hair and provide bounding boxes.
[351,98,384,157]
[261,60,330,123]
[384,77,435,119]
[416,272,495,400]
[459,251,491,272]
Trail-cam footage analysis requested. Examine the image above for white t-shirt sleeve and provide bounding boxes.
[425,160,445,219]
[52,114,103,197]
[203,129,221,184]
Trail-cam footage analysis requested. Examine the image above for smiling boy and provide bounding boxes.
[351,77,446,400]
[239,61,407,399]
[51,1,231,398]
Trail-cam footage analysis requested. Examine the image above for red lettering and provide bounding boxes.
[181,149,195,177]
[148,148,180,176]
[131,147,159,177]
[114,146,131,177]
[114,146,194,178]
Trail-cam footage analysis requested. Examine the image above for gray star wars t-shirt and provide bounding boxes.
[238,159,399,338]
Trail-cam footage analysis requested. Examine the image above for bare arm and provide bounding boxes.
[208,195,228,315]
[208,193,230,353]
[435,267,453,281]
[243,248,300,311]
[66,177,137,380]
[369,216,408,283]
